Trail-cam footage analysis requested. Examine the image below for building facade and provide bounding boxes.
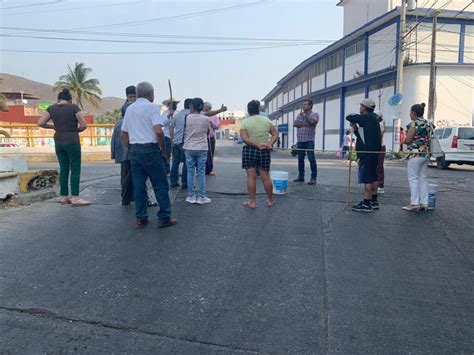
[263,0,474,151]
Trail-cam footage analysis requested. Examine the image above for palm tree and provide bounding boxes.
[0,78,8,112]
[53,62,102,110]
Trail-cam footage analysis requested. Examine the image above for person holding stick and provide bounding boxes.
[346,98,382,213]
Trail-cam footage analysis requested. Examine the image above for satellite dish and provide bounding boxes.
[388,93,403,107]
[22,99,28,105]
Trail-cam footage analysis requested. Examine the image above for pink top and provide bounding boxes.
[208,115,221,138]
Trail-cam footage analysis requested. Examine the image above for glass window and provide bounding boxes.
[442,128,453,139]
[434,129,444,139]
[458,127,474,140]
[327,52,342,71]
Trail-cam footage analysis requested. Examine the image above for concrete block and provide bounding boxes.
[0,172,19,199]
[0,157,28,173]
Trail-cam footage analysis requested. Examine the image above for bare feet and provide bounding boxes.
[266,199,274,207]
[243,200,258,209]
[70,197,92,207]
[58,196,71,205]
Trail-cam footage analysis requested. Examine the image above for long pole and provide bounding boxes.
[427,11,439,122]
[393,0,407,153]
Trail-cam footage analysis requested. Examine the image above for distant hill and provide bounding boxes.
[0,73,124,116]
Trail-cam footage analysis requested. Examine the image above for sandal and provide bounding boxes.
[58,196,71,205]
[70,197,92,207]
[243,201,258,209]
[266,199,274,207]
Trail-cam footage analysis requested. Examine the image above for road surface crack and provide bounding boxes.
[0,306,263,354]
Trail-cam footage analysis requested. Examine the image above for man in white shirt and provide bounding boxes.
[121,82,177,229]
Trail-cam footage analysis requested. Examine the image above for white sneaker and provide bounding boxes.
[377,188,385,194]
[197,196,211,205]
[185,196,197,204]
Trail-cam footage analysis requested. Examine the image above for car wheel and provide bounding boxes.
[436,156,450,169]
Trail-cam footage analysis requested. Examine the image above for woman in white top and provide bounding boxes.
[183,98,211,204]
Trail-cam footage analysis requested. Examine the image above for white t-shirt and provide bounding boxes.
[183,113,210,151]
[343,134,351,147]
[121,98,165,144]
[161,111,171,138]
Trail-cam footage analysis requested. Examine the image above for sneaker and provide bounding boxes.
[402,204,419,211]
[377,188,385,194]
[307,178,316,185]
[147,201,158,207]
[352,201,373,213]
[293,177,304,182]
[197,196,211,205]
[185,196,197,204]
[371,201,380,210]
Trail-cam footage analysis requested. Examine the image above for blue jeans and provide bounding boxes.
[170,143,187,187]
[130,144,171,222]
[185,150,207,198]
[297,141,317,179]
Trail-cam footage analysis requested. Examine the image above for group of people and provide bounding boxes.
[346,98,433,212]
[37,83,434,226]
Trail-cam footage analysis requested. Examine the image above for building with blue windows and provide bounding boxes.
[263,0,474,151]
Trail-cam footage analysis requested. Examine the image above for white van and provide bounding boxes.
[432,127,474,169]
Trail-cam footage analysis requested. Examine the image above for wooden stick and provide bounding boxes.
[347,129,354,208]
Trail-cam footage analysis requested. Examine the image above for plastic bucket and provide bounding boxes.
[428,183,438,209]
[270,171,289,195]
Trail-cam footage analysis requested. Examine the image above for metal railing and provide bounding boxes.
[0,123,115,147]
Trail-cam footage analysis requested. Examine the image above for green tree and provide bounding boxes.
[95,109,122,124]
[53,62,102,110]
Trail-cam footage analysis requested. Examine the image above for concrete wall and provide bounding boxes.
[311,74,325,92]
[327,67,343,87]
[368,22,397,73]
[402,65,474,128]
[314,102,324,151]
[465,25,474,64]
[344,51,365,81]
[325,96,341,150]
[342,0,391,35]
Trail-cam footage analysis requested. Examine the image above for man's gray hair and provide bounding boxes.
[136,82,154,98]
[204,101,212,109]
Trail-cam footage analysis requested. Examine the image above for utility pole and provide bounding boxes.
[393,0,407,153]
[427,11,440,122]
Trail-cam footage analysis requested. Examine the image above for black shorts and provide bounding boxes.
[242,145,271,171]
[358,155,378,184]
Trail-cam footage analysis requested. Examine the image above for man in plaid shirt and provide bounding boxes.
[293,99,319,185]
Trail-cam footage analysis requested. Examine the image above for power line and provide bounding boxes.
[0,0,62,11]
[0,33,328,46]
[0,26,331,43]
[4,1,140,16]
[0,41,322,55]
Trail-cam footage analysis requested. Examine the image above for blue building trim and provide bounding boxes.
[322,98,326,151]
[459,23,466,64]
[342,48,346,82]
[364,32,369,75]
[339,87,346,145]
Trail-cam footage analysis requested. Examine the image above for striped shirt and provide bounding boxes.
[295,111,319,143]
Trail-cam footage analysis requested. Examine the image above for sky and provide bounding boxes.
[0,0,343,112]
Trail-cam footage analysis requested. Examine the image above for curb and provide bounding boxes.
[1,188,57,208]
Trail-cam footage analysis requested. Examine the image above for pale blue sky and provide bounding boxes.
[0,0,343,111]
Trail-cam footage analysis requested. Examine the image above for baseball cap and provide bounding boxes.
[361,98,376,109]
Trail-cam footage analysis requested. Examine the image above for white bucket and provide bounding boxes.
[270,171,289,195]
[428,183,438,209]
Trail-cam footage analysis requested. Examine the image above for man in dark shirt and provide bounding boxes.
[346,98,382,212]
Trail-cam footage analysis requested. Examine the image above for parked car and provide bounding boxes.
[431,126,474,169]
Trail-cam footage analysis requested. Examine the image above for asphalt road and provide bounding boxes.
[1,141,473,353]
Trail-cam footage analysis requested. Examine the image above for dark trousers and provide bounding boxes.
[170,143,187,187]
[210,136,216,158]
[130,144,171,222]
[376,145,386,188]
[165,136,172,173]
[120,160,134,204]
[297,141,317,179]
[55,143,81,196]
